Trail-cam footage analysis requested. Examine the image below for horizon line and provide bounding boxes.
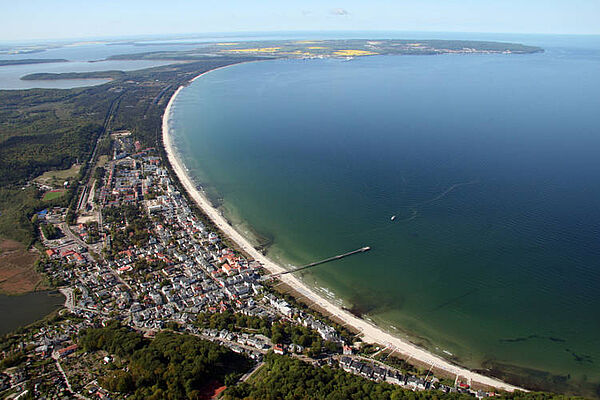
[2,29,600,45]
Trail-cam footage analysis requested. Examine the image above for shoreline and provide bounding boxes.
[161,66,525,392]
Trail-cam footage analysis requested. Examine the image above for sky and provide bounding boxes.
[1,0,599,42]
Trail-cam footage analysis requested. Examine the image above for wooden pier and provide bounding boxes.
[261,246,370,281]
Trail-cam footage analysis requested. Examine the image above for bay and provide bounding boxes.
[169,36,600,395]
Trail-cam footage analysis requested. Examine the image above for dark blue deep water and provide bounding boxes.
[169,36,600,395]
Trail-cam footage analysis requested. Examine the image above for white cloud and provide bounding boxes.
[330,8,349,16]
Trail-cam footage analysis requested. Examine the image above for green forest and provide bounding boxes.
[21,70,126,81]
[79,322,251,399]
[0,87,117,187]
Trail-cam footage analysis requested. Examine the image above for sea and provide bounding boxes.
[166,34,600,396]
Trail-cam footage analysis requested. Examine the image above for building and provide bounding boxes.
[273,344,285,355]
[56,344,78,359]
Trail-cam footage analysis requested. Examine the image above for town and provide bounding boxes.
[1,131,496,399]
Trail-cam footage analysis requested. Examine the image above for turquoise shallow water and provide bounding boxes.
[169,37,600,395]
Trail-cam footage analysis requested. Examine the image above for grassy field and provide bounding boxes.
[0,239,43,295]
[42,189,66,202]
[96,155,109,168]
[34,164,81,188]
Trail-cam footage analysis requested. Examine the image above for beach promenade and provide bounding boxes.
[161,73,525,393]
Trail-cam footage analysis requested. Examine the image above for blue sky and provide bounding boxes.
[2,0,599,41]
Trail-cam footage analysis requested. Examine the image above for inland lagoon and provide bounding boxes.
[0,291,64,336]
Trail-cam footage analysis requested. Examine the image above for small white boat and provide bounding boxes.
[390,215,396,221]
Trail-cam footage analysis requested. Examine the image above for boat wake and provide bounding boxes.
[392,179,479,221]
[416,180,479,207]
[342,180,477,237]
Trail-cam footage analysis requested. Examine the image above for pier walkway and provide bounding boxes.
[260,246,370,281]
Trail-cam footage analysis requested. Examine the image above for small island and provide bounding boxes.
[21,70,126,81]
[0,58,68,66]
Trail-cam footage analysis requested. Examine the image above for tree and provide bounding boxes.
[78,323,251,399]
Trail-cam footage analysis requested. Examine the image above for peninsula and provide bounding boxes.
[0,58,68,66]
[109,38,543,61]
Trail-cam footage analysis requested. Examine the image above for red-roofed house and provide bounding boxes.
[222,264,234,275]
[118,265,133,274]
[273,344,285,355]
[57,344,78,358]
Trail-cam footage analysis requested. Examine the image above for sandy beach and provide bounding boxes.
[161,69,525,392]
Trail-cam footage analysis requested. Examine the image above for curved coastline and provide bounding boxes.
[161,66,525,392]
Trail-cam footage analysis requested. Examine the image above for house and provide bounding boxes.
[208,233,219,244]
[360,364,374,379]
[56,344,78,359]
[385,371,404,385]
[339,356,352,371]
[406,375,420,389]
[222,263,234,275]
[273,344,285,355]
[36,209,48,220]
[289,344,304,354]
[372,365,387,381]
[349,360,363,374]
[118,265,133,274]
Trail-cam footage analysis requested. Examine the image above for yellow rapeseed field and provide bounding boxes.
[333,49,377,56]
